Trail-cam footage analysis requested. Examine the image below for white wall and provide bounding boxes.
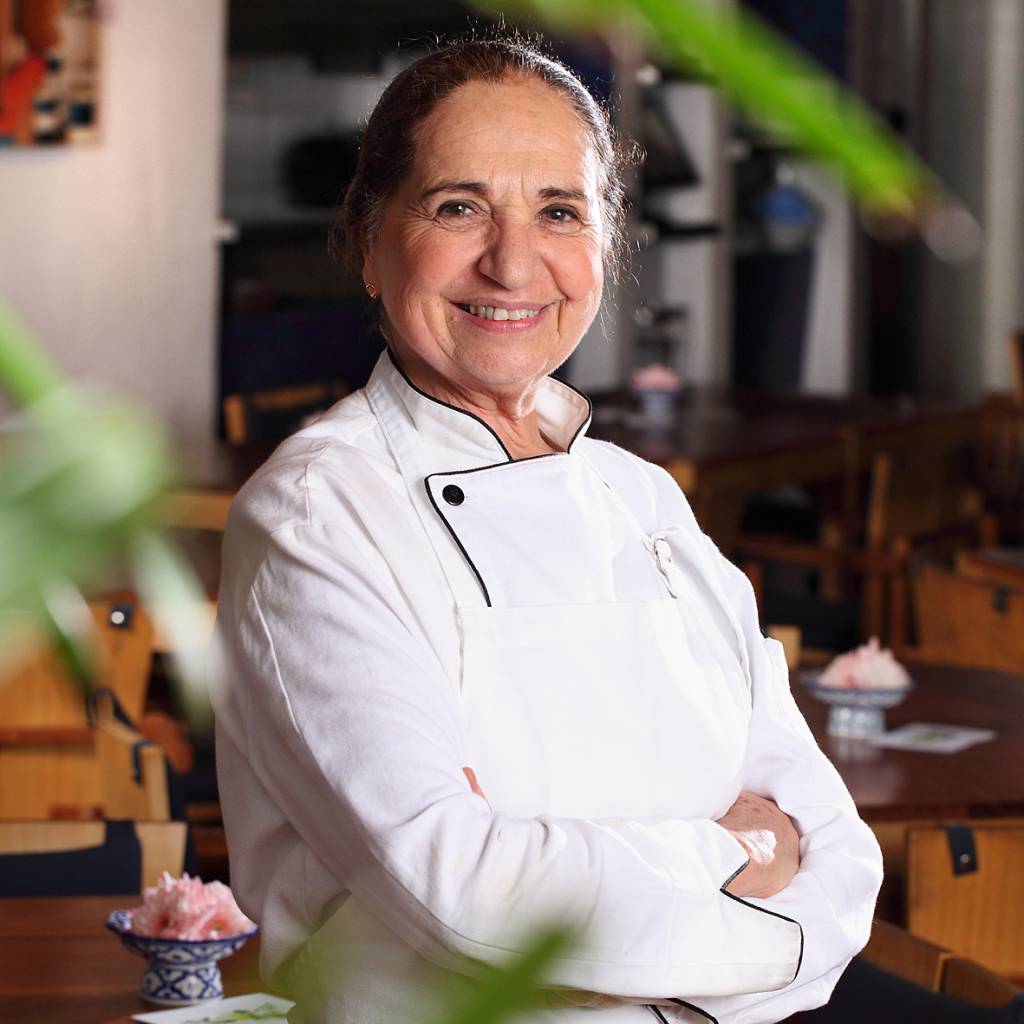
[981,0,1024,393]
[793,161,854,394]
[223,56,385,224]
[0,0,226,446]
[918,0,989,400]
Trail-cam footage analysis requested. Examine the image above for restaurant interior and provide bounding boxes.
[1,0,1024,1019]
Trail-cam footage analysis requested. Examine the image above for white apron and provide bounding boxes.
[290,390,758,1023]
[218,354,880,1024]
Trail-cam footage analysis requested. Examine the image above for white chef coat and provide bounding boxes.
[212,349,883,1024]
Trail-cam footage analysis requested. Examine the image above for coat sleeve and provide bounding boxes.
[666,535,884,1023]
[214,513,808,1002]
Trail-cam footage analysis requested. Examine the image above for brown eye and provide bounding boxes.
[543,206,581,229]
[437,200,476,219]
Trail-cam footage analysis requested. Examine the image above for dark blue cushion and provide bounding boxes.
[0,819,142,898]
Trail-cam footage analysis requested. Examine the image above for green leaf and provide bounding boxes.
[422,925,575,1024]
[130,529,213,728]
[471,0,934,217]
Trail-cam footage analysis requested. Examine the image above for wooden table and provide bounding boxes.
[0,894,264,1023]
[589,389,974,554]
[5,664,1020,1020]
[792,661,1024,822]
[792,659,1024,920]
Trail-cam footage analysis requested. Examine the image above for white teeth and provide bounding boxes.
[465,304,540,321]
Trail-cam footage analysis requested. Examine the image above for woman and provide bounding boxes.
[213,36,882,1023]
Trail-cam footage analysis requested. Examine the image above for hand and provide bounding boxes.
[463,766,489,806]
[716,791,801,899]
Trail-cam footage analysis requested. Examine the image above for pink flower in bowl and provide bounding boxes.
[818,637,911,691]
[129,872,255,941]
[108,874,258,1005]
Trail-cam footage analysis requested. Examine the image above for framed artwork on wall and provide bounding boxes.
[0,0,100,146]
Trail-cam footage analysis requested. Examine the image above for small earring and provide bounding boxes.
[365,282,378,300]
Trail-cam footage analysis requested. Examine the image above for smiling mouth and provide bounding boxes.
[455,303,544,322]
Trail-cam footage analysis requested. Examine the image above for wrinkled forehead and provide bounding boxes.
[407,76,605,197]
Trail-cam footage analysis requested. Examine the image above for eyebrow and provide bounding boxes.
[419,180,589,203]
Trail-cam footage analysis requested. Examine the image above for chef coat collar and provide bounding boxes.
[370,349,593,466]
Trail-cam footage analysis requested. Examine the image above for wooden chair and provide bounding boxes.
[766,624,802,669]
[0,819,186,891]
[737,408,994,650]
[982,394,1024,541]
[93,690,171,821]
[160,488,233,532]
[906,823,1024,979]
[1009,329,1024,404]
[910,563,1024,674]
[862,918,950,991]
[956,548,1024,590]
[223,381,348,445]
[863,919,1024,1002]
[942,956,1023,1005]
[856,410,996,649]
[0,598,156,819]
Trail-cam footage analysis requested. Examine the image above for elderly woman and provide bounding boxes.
[213,36,883,1024]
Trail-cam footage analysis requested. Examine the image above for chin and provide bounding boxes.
[456,344,562,390]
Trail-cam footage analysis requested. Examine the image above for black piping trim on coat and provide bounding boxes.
[668,998,720,1023]
[719,888,804,983]
[720,857,750,891]
[653,880,803,1024]
[423,452,587,606]
[387,348,513,461]
[386,347,593,456]
[554,373,594,452]
[424,475,493,607]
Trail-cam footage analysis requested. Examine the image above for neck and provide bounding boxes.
[393,352,561,460]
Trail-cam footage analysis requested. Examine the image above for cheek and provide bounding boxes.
[383,228,478,298]
[556,243,604,305]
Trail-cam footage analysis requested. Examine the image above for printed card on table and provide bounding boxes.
[132,992,294,1023]
[869,722,996,754]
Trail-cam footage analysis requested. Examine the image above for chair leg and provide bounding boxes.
[820,516,846,602]
[740,560,765,612]
[863,568,885,642]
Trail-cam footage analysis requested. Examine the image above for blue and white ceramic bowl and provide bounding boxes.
[106,909,259,1006]
[801,672,913,738]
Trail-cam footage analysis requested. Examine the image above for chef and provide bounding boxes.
[212,35,884,1024]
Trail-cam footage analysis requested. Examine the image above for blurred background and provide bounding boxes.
[2,0,1024,1015]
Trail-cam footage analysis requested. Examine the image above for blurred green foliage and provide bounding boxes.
[0,304,207,718]
[0,5,957,1019]
[475,0,939,222]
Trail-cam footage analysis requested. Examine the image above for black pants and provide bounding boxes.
[787,956,1024,1023]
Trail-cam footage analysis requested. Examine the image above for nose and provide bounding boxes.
[476,219,537,292]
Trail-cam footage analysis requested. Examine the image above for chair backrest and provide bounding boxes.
[0,819,186,895]
[0,598,153,729]
[911,563,1024,674]
[941,956,1022,1007]
[1009,330,1024,404]
[906,823,1024,978]
[861,410,989,548]
[160,488,233,532]
[0,599,156,818]
[956,549,1024,591]
[766,625,802,669]
[223,381,347,445]
[861,917,949,991]
[981,393,1024,539]
[93,690,171,821]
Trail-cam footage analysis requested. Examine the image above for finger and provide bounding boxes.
[463,766,488,800]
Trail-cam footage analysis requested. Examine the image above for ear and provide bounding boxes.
[361,240,378,291]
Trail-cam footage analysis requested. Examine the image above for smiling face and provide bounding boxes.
[362,76,606,410]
